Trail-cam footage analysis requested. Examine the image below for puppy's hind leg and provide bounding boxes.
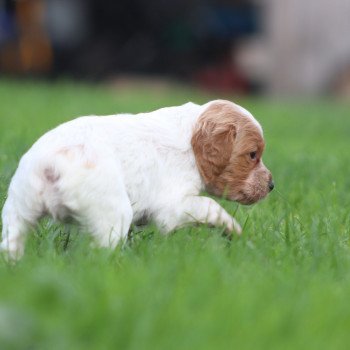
[0,195,32,260]
[1,156,47,260]
[85,197,133,249]
[71,161,133,250]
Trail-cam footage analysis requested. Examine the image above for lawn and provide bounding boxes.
[0,79,350,350]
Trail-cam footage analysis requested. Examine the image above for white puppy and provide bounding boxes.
[1,100,273,259]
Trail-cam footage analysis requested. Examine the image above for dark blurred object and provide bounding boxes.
[0,0,259,93]
[0,0,52,74]
[332,63,350,99]
[194,56,249,93]
[2,0,350,96]
[63,0,259,82]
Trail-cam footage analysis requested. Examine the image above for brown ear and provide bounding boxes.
[191,102,236,185]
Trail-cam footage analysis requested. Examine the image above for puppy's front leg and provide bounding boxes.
[158,196,242,234]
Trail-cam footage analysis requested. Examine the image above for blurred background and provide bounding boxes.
[1,0,350,97]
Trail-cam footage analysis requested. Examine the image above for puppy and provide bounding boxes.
[0,100,273,259]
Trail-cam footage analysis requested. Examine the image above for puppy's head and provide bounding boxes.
[191,100,273,205]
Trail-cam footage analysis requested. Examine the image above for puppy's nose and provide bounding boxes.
[268,179,275,192]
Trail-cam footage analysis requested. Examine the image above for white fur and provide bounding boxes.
[1,101,244,259]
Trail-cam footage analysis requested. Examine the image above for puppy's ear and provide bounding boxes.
[191,102,236,185]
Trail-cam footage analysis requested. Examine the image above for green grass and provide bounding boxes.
[1,79,350,350]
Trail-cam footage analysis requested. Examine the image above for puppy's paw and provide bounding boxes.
[207,208,242,235]
[225,216,242,235]
[0,241,24,262]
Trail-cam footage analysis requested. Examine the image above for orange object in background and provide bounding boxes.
[0,0,53,74]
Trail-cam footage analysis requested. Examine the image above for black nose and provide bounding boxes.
[268,180,275,192]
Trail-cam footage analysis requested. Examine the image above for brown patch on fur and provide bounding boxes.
[57,147,69,156]
[191,100,271,204]
[84,160,96,169]
[44,167,60,183]
[57,144,96,169]
[57,144,85,159]
[191,101,236,184]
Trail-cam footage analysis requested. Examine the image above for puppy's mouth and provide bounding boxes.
[232,191,268,205]
[206,184,270,205]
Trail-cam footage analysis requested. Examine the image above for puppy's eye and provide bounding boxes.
[249,151,257,160]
